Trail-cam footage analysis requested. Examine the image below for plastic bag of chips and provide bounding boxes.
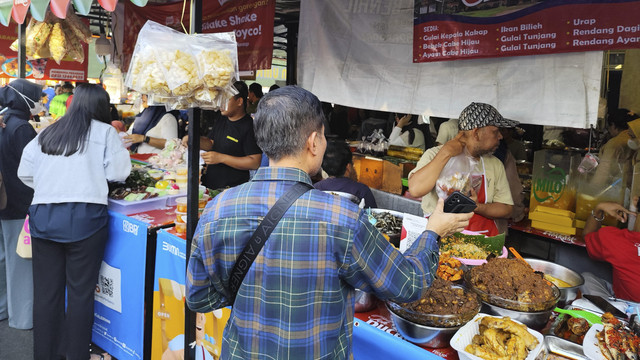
[125,21,239,110]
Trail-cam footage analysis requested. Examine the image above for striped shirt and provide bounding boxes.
[186,167,439,360]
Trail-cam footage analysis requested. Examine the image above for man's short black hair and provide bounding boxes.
[322,141,352,177]
[608,108,638,131]
[233,80,249,112]
[249,82,263,98]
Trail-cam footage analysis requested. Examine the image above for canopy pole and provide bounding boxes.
[184,0,202,359]
[18,22,26,78]
[285,20,298,85]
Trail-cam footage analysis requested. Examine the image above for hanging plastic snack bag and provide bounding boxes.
[126,21,239,110]
[125,21,181,97]
[165,49,201,97]
[65,11,93,44]
[48,21,68,64]
[64,22,85,63]
[26,18,52,57]
[435,149,478,199]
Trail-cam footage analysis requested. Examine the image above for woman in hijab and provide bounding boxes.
[0,79,42,331]
[125,94,179,153]
[18,84,131,359]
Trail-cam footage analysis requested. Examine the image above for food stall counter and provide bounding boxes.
[353,300,456,360]
[509,219,585,248]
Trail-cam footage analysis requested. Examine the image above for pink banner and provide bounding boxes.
[413,0,640,63]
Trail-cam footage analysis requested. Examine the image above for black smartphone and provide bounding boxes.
[443,191,477,213]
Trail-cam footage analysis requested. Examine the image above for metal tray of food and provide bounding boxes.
[544,306,604,360]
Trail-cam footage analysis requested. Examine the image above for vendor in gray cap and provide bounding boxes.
[408,102,518,236]
[0,78,42,330]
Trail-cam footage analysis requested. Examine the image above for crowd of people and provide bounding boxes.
[1,77,639,360]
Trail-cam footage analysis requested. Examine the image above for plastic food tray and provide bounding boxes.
[108,196,170,215]
[450,313,544,360]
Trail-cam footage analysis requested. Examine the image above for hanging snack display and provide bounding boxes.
[11,11,92,64]
[125,21,239,110]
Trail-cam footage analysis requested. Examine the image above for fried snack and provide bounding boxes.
[48,21,67,64]
[197,49,234,88]
[437,253,463,281]
[193,87,220,104]
[26,19,52,57]
[63,22,84,63]
[168,50,200,96]
[128,47,171,96]
[465,316,539,360]
[480,316,539,350]
[65,11,93,43]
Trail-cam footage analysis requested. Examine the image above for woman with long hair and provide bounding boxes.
[18,84,131,359]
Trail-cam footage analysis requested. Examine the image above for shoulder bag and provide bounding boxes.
[228,182,312,304]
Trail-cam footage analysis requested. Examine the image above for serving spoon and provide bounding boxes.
[553,307,603,326]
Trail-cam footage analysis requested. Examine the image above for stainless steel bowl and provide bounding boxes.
[354,290,376,313]
[481,302,552,331]
[387,304,462,348]
[524,258,585,307]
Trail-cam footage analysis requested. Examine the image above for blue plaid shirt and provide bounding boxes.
[186,167,439,360]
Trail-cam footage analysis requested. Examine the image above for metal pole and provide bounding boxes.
[185,0,202,358]
[285,20,298,85]
[18,22,26,78]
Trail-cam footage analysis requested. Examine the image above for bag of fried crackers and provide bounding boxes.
[125,20,239,110]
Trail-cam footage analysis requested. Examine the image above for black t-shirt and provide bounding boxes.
[202,114,262,189]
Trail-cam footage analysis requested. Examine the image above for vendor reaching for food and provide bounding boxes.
[125,94,179,154]
[408,102,516,236]
[581,199,640,303]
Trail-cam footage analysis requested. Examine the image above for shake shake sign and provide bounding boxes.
[533,167,566,204]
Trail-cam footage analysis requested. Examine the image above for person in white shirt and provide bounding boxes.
[435,118,459,145]
[18,84,131,360]
[125,94,179,154]
[388,113,426,150]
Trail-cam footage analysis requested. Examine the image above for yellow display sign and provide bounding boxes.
[152,278,231,359]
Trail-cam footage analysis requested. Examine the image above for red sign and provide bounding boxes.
[413,0,640,63]
[123,0,275,72]
[0,22,88,80]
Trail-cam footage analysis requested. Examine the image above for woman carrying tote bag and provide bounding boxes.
[18,84,131,360]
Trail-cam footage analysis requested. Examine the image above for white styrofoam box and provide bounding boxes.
[450,313,545,360]
[108,196,169,215]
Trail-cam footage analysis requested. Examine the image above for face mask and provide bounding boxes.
[30,101,46,116]
[628,138,640,150]
[7,84,41,116]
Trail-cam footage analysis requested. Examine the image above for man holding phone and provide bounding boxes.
[408,102,516,236]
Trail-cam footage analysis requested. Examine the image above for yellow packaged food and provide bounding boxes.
[63,22,85,63]
[48,21,67,64]
[26,19,52,57]
[65,12,92,43]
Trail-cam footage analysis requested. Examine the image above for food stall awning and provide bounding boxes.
[0,0,149,26]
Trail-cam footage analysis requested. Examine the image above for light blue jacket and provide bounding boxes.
[18,120,131,205]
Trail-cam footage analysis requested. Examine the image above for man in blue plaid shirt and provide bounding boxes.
[186,86,472,359]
